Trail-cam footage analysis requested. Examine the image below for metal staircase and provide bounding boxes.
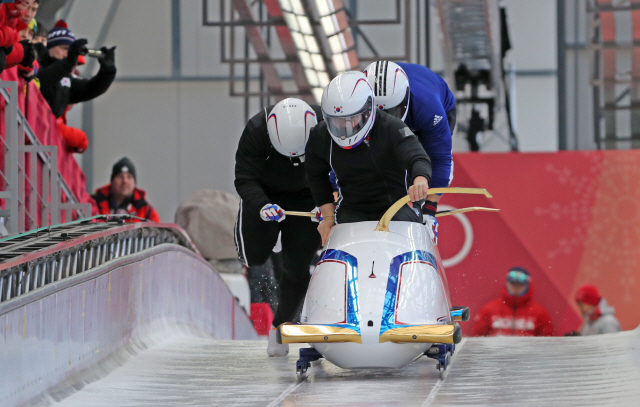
[435,0,518,151]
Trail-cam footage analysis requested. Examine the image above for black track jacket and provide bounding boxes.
[305,110,432,213]
[234,104,323,211]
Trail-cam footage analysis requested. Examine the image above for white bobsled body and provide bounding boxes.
[297,221,453,369]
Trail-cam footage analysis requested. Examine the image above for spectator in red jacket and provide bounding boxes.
[18,0,38,26]
[17,0,37,41]
[473,267,554,337]
[91,158,160,223]
[56,104,87,153]
[0,0,37,74]
[575,284,621,335]
[56,56,89,153]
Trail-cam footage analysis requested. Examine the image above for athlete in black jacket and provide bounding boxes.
[305,72,432,244]
[234,98,322,356]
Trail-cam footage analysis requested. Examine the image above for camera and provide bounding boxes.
[78,46,102,58]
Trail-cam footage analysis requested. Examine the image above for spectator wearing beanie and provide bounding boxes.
[36,20,116,118]
[575,284,621,335]
[473,267,554,337]
[91,158,161,223]
[0,0,37,74]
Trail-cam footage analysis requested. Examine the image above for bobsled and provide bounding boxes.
[277,188,497,374]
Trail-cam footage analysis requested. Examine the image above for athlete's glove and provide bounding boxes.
[310,207,323,223]
[260,204,286,222]
[425,214,438,245]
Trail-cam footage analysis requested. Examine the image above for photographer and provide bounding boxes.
[36,20,116,118]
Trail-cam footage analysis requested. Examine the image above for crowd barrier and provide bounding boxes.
[0,69,93,234]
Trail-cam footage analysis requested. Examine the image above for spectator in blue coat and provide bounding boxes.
[364,61,456,243]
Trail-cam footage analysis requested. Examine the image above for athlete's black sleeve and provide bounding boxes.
[390,121,432,184]
[304,124,335,208]
[234,113,271,210]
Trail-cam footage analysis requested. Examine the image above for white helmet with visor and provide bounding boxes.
[363,61,410,121]
[266,98,318,158]
[321,71,376,149]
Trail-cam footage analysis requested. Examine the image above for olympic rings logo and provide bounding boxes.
[439,205,474,268]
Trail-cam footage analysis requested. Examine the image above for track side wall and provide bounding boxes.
[0,244,257,407]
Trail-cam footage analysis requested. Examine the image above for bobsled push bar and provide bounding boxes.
[284,207,499,219]
[284,188,496,223]
[283,210,316,217]
[278,323,362,344]
[379,323,461,344]
[435,207,499,218]
[277,323,462,345]
[376,187,494,232]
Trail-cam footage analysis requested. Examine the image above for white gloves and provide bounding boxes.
[311,207,323,223]
[425,214,438,245]
[260,204,286,222]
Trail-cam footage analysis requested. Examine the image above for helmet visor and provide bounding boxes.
[383,88,410,120]
[325,97,373,140]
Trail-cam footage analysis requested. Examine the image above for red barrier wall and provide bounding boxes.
[0,69,93,225]
[440,151,640,335]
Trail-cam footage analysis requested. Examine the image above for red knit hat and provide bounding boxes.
[575,284,601,306]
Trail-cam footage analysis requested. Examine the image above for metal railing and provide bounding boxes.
[0,216,199,303]
[0,81,92,236]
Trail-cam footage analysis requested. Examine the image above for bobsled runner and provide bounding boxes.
[277,188,496,375]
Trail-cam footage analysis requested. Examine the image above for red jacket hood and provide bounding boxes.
[95,184,148,200]
[502,283,534,308]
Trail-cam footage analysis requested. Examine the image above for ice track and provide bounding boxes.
[55,328,640,407]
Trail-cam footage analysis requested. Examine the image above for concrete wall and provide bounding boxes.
[61,0,563,221]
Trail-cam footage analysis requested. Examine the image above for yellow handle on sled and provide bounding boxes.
[375,187,494,232]
[435,207,500,218]
[283,211,315,218]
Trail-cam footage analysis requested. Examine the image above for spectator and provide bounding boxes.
[56,104,87,153]
[36,20,116,118]
[0,0,37,74]
[473,267,554,337]
[91,158,160,223]
[18,0,38,26]
[31,21,46,45]
[55,54,88,153]
[17,0,37,41]
[575,284,621,335]
[18,18,35,41]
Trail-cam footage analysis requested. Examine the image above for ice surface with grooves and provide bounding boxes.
[54,328,640,407]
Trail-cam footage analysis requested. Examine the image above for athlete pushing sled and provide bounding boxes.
[234,98,323,357]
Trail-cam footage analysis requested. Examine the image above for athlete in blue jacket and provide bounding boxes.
[364,61,456,243]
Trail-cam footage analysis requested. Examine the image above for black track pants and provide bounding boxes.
[234,199,321,326]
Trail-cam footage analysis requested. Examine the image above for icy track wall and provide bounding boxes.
[0,234,257,407]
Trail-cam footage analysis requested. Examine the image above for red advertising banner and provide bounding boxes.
[440,151,640,335]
